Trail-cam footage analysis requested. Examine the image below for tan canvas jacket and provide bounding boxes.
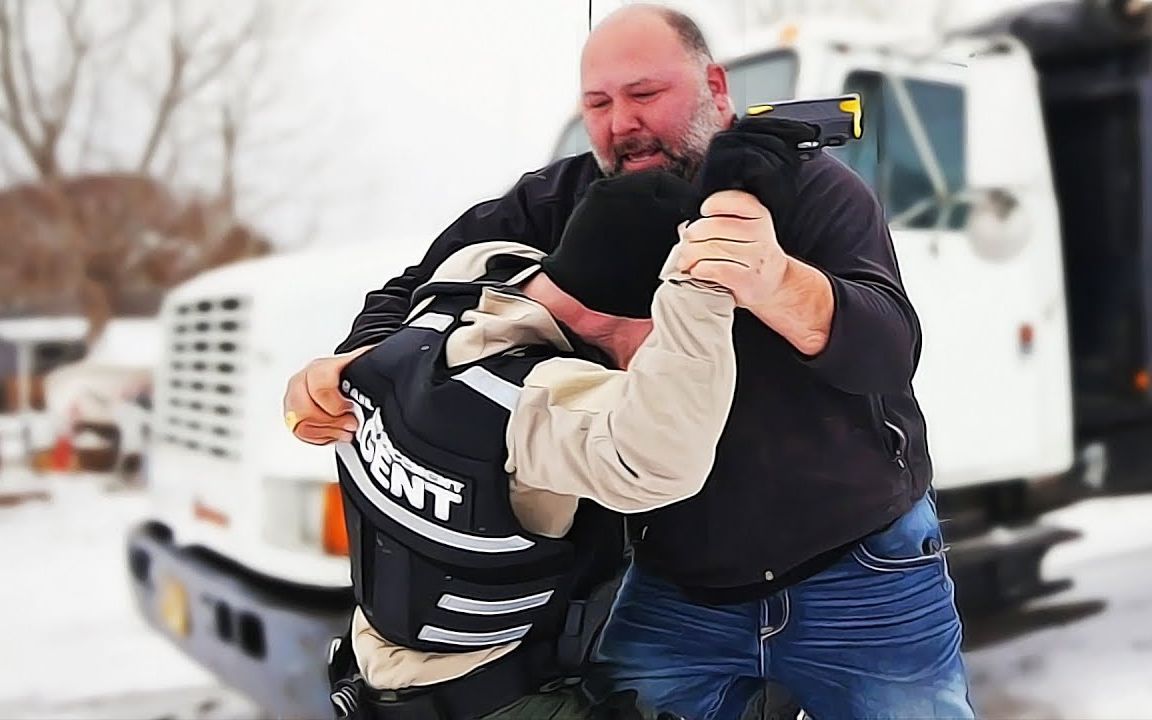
[350,240,737,690]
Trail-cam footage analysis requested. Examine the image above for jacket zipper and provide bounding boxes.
[883,419,908,469]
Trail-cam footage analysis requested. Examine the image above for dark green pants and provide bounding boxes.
[480,686,668,720]
[479,687,591,719]
[479,681,800,720]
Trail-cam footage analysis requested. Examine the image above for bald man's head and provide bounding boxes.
[580,5,733,179]
[589,5,713,65]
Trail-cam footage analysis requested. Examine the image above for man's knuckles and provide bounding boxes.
[700,190,767,219]
[688,260,743,290]
[306,364,353,412]
[295,421,353,446]
[678,243,754,272]
[306,356,342,385]
[682,238,748,261]
[683,216,767,246]
[685,213,775,248]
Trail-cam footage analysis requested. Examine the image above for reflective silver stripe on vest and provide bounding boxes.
[436,589,554,616]
[408,311,454,332]
[417,623,532,646]
[335,442,534,553]
[451,366,521,411]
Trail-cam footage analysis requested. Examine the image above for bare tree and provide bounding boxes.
[0,0,84,178]
[0,0,276,334]
[0,0,270,183]
[136,1,268,181]
[0,0,152,180]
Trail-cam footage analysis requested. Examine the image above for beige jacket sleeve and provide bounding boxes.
[505,259,737,519]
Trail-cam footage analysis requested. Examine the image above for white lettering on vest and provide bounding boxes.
[350,391,464,522]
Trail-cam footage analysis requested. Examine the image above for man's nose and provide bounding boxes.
[610,103,642,136]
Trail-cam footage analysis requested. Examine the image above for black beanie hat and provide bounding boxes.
[540,171,701,319]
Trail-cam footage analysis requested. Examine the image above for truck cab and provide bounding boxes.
[126,246,411,719]
[985,1,1152,494]
[554,2,1152,612]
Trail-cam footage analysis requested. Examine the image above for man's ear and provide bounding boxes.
[706,63,733,118]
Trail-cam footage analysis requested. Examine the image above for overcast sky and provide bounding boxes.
[248,0,1021,256]
[3,0,1027,266]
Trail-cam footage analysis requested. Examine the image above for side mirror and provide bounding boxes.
[963,187,1030,262]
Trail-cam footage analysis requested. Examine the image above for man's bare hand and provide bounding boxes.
[678,190,833,356]
[676,190,788,309]
[282,346,374,446]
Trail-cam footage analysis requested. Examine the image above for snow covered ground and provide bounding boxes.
[1,466,1150,719]
[0,468,261,720]
[965,495,1152,719]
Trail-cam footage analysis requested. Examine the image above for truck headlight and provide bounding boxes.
[321,482,350,557]
[265,479,349,557]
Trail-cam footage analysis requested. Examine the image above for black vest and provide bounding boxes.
[334,283,626,655]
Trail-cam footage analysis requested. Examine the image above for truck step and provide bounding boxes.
[947,523,1081,567]
[946,523,1080,617]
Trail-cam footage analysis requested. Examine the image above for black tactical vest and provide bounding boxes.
[334,282,626,656]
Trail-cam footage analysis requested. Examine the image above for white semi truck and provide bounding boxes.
[125,247,409,719]
[127,1,1152,715]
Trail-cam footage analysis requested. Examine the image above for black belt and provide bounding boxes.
[358,641,563,720]
[662,523,896,606]
[330,635,564,720]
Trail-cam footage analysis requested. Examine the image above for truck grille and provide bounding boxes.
[157,296,250,459]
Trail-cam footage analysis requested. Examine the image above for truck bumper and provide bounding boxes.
[126,520,352,720]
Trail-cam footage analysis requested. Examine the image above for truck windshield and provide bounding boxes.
[551,50,798,160]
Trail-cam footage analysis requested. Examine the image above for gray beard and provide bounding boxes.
[594,91,727,180]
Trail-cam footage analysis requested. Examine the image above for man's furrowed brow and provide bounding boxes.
[583,78,667,97]
[623,77,666,90]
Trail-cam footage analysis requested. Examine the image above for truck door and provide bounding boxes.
[819,48,1069,488]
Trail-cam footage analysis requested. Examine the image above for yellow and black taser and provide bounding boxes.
[745,93,863,155]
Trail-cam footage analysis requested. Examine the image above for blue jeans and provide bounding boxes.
[587,493,975,720]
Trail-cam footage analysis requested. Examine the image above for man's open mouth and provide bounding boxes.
[618,148,664,170]
[624,148,659,161]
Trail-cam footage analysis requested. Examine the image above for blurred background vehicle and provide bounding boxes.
[0,316,87,474]
[126,246,410,719]
[42,318,160,476]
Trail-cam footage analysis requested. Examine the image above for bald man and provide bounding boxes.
[289,6,973,719]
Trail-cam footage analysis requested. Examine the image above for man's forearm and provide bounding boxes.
[508,280,737,513]
[748,256,833,356]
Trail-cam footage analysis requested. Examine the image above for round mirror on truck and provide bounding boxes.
[965,187,1031,262]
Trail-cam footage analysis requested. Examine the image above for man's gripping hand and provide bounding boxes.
[282,346,374,446]
[697,116,816,227]
[675,191,786,310]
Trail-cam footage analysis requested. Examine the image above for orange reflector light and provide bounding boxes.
[193,499,230,528]
[1018,323,1035,354]
[1136,370,1150,393]
[323,483,350,556]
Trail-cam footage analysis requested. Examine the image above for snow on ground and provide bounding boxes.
[966,493,1152,720]
[0,468,260,719]
[1041,492,1152,574]
[2,466,1151,719]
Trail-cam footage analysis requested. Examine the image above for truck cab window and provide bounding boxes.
[837,71,967,231]
[553,120,591,160]
[726,51,798,112]
[835,72,882,191]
